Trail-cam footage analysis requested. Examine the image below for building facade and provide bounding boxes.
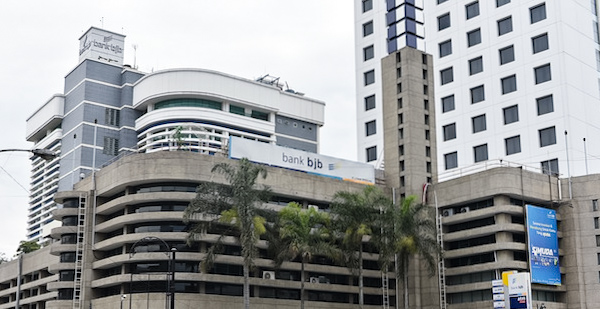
[0,152,389,309]
[355,0,600,180]
[25,27,325,244]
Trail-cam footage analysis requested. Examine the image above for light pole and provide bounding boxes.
[129,236,172,309]
[120,294,126,309]
[170,248,177,309]
[0,148,58,161]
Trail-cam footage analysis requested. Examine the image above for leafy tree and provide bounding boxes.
[330,186,386,309]
[184,158,271,309]
[372,195,439,309]
[274,202,338,309]
[17,240,40,254]
[0,252,9,264]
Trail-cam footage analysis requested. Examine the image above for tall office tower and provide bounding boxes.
[427,0,600,180]
[26,27,324,244]
[354,0,426,167]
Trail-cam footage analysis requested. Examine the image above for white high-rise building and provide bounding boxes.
[428,0,600,180]
[354,0,426,168]
[355,0,600,180]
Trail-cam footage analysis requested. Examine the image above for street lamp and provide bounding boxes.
[120,294,127,309]
[129,236,174,309]
[0,148,58,161]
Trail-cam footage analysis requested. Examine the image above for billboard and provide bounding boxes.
[526,205,561,286]
[228,137,375,184]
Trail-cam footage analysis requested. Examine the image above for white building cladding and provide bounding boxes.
[354,0,425,167]
[426,0,600,180]
[25,26,324,244]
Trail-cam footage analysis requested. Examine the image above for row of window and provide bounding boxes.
[440,32,548,64]
[439,0,511,8]
[438,3,546,33]
[440,63,552,89]
[444,146,558,174]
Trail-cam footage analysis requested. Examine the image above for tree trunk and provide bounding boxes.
[403,257,409,309]
[301,256,306,309]
[359,244,364,309]
[243,263,250,309]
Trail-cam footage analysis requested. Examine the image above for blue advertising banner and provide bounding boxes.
[526,205,561,286]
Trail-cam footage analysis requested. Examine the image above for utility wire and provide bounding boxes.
[0,166,29,194]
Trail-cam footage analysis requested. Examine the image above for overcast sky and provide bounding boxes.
[0,1,356,256]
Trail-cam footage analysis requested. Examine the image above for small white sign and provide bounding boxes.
[492,279,503,287]
[492,287,504,294]
[493,294,505,301]
[493,301,506,308]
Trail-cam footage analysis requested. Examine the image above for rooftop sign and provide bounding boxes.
[79,27,125,65]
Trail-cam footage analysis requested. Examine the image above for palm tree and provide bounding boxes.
[184,158,272,309]
[330,186,386,309]
[372,195,439,309]
[274,202,338,309]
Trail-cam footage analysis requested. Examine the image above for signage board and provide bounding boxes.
[228,136,375,184]
[79,27,125,65]
[508,272,531,309]
[526,205,561,285]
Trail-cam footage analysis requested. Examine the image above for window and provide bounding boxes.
[469,56,483,75]
[532,33,549,53]
[539,126,556,147]
[426,146,431,157]
[503,105,519,124]
[105,108,120,126]
[397,83,403,93]
[442,95,455,112]
[423,69,428,80]
[366,146,377,162]
[365,120,376,136]
[530,3,547,24]
[364,70,375,85]
[397,68,402,78]
[537,95,554,115]
[230,105,245,115]
[103,137,119,156]
[365,95,376,110]
[399,145,404,156]
[398,98,403,109]
[598,253,600,265]
[541,159,559,175]
[505,135,521,155]
[398,113,403,124]
[424,99,429,110]
[438,13,451,31]
[362,0,373,12]
[441,67,454,85]
[471,85,485,103]
[474,144,488,162]
[438,0,449,3]
[501,75,517,94]
[535,64,552,84]
[439,40,453,57]
[466,2,480,19]
[499,45,515,65]
[596,235,600,246]
[425,114,430,125]
[472,114,486,133]
[498,17,513,36]
[363,45,374,61]
[595,217,599,229]
[363,21,373,37]
[445,152,458,170]
[497,0,510,7]
[425,129,430,140]
[443,123,456,141]
[593,199,598,211]
[467,28,482,47]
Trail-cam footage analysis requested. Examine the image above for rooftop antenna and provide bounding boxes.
[132,44,138,69]
[100,17,104,28]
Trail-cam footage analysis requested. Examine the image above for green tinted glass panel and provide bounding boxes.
[251,110,269,121]
[230,105,245,116]
[155,98,222,110]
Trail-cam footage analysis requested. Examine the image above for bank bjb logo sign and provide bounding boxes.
[282,153,323,170]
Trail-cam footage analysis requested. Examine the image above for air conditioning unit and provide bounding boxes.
[442,209,454,217]
[309,277,319,284]
[308,205,319,211]
[262,271,275,280]
[460,206,470,213]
